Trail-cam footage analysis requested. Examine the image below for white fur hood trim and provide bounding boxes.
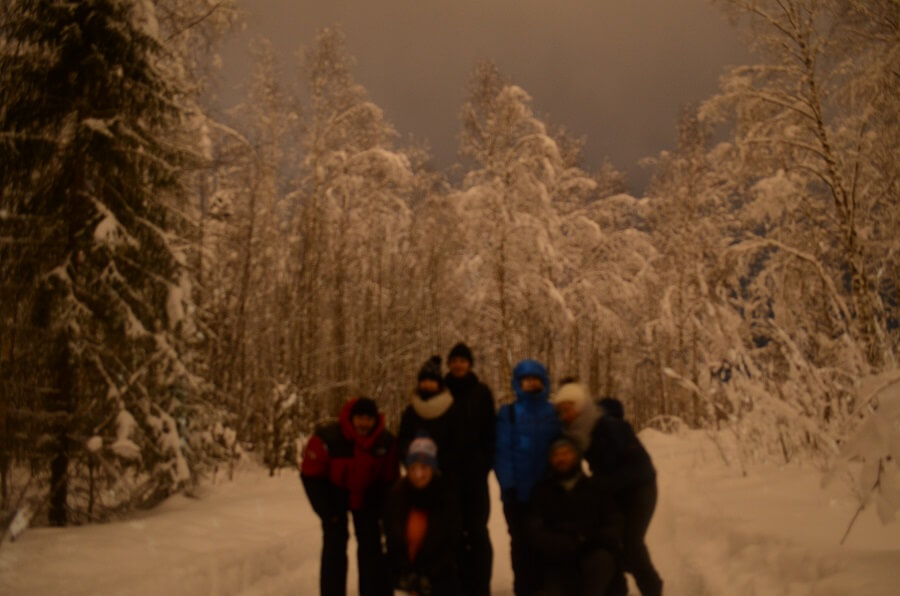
[410,389,454,420]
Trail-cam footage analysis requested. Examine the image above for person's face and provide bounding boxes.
[520,375,544,393]
[407,461,434,489]
[418,378,440,393]
[550,445,579,475]
[555,401,579,424]
[448,356,471,378]
[351,414,376,436]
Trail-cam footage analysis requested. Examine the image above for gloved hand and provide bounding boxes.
[575,532,595,554]
[397,572,421,592]
[396,572,431,596]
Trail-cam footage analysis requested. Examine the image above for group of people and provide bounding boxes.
[299,342,662,596]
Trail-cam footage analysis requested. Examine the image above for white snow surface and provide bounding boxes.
[2,429,897,595]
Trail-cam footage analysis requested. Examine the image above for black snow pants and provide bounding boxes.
[503,498,541,596]
[537,548,621,596]
[458,475,493,596]
[622,481,663,596]
[320,507,391,596]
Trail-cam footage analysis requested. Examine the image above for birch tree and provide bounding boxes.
[709,0,898,372]
[286,28,417,420]
[454,62,643,400]
[658,0,900,460]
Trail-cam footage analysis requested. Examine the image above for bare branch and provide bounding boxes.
[164,1,228,43]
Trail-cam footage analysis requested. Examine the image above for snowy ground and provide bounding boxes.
[2,429,898,596]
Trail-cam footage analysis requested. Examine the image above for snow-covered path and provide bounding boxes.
[2,430,897,595]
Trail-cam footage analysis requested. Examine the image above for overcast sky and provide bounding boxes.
[217,0,752,194]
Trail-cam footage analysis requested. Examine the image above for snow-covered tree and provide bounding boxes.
[644,0,900,463]
[0,0,215,524]
[282,27,417,421]
[826,368,900,541]
[641,106,736,425]
[262,379,305,476]
[452,62,646,402]
[456,62,573,388]
[708,0,898,372]
[200,38,299,445]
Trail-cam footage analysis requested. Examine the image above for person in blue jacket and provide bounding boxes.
[495,359,560,596]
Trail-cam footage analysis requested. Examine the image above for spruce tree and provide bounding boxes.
[1,0,201,524]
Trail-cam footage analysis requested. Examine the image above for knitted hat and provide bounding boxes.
[349,396,378,419]
[417,356,443,384]
[550,382,589,414]
[447,342,474,364]
[406,434,439,470]
[548,434,581,456]
[598,397,625,419]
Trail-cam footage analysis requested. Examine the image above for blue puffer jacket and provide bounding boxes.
[494,359,561,504]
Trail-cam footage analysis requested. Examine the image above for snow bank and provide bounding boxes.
[643,428,900,596]
[0,468,321,596]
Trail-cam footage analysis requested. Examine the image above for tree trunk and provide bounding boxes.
[48,333,72,527]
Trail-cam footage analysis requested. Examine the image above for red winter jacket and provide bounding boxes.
[301,398,399,513]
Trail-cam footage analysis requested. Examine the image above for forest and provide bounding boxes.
[0,0,897,530]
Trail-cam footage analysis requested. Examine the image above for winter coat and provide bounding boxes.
[494,360,561,504]
[397,389,458,480]
[300,398,399,516]
[585,415,656,499]
[444,371,496,481]
[385,476,462,596]
[527,471,624,562]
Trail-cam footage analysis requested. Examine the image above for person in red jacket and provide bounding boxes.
[301,397,399,596]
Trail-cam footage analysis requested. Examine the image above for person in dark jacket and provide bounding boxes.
[528,436,626,596]
[398,356,458,482]
[495,359,561,596]
[385,434,462,596]
[444,342,496,596]
[301,397,398,596]
[589,400,654,498]
[577,393,662,596]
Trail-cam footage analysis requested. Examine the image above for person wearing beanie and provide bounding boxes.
[495,359,560,596]
[444,342,496,596]
[418,355,444,386]
[568,390,662,596]
[385,434,462,596]
[527,436,626,596]
[397,356,459,486]
[300,396,398,596]
[406,434,440,470]
[598,396,626,420]
[447,341,474,365]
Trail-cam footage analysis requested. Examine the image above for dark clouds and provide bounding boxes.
[217,0,751,193]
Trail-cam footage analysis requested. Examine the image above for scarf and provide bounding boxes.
[565,399,601,453]
[410,389,453,420]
